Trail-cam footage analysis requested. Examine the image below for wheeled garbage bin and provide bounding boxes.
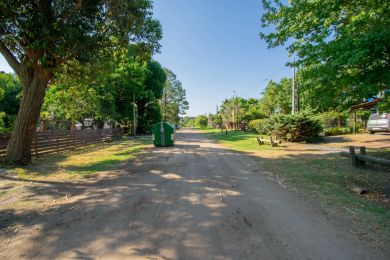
[152,122,175,147]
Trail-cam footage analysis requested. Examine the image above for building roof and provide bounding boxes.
[350,98,382,111]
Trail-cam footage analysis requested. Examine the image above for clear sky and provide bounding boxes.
[152,0,291,116]
[0,0,292,117]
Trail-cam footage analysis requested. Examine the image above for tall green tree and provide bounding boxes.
[137,60,166,134]
[0,0,161,164]
[160,69,189,124]
[0,72,21,129]
[259,78,291,115]
[260,0,390,110]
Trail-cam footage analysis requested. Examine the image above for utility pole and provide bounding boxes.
[163,88,167,121]
[292,57,297,114]
[233,90,236,130]
[133,94,136,137]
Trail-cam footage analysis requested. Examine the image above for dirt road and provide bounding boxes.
[1,129,388,259]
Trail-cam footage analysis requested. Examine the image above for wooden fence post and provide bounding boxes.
[34,133,38,158]
[359,146,366,166]
[56,131,59,153]
[349,146,358,168]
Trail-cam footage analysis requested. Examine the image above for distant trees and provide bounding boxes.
[160,69,189,124]
[195,115,208,128]
[259,78,291,115]
[217,97,265,129]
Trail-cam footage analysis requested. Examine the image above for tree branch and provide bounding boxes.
[0,42,21,75]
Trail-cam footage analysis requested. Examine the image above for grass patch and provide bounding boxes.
[198,128,272,151]
[6,136,152,179]
[263,153,390,241]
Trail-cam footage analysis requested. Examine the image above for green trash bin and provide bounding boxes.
[152,121,175,147]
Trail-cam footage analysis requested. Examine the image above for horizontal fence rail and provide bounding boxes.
[340,146,390,168]
[0,128,124,158]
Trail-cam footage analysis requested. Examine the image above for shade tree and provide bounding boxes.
[0,0,162,164]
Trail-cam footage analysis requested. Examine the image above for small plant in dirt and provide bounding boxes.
[324,127,352,136]
[265,113,322,142]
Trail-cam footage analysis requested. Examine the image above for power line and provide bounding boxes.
[239,66,287,98]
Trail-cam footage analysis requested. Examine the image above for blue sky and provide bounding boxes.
[152,0,291,116]
[0,0,292,117]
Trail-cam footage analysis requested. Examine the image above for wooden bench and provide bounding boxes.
[256,136,279,147]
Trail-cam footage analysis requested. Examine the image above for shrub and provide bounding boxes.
[324,127,352,136]
[316,111,348,128]
[266,113,322,142]
[248,118,269,134]
[195,115,208,128]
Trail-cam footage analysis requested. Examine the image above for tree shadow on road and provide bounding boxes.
[0,131,389,259]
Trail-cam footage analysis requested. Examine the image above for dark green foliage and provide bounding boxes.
[377,92,390,113]
[0,0,163,163]
[137,60,166,134]
[315,111,348,129]
[183,117,196,127]
[248,119,269,135]
[261,0,390,111]
[259,78,292,115]
[0,0,161,70]
[195,115,208,128]
[160,69,189,124]
[141,102,162,134]
[265,113,322,142]
[0,72,21,130]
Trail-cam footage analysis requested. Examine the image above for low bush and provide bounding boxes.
[248,118,269,134]
[195,115,208,128]
[266,113,322,142]
[316,111,348,128]
[324,127,352,136]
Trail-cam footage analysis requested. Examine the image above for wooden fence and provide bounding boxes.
[0,128,124,158]
[340,146,390,168]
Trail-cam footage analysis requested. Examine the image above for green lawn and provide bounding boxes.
[8,137,152,179]
[197,128,272,151]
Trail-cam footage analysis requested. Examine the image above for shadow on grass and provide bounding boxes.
[64,159,122,175]
[0,138,151,179]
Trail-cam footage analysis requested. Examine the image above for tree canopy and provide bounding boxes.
[260,0,390,111]
[160,69,189,124]
[0,0,162,163]
[0,72,21,130]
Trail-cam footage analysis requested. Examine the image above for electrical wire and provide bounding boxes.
[239,66,287,98]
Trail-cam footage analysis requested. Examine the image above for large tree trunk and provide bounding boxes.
[6,69,50,164]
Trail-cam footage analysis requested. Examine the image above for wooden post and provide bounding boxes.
[56,131,59,153]
[362,114,366,134]
[34,133,38,158]
[354,111,357,134]
[73,131,76,150]
[359,146,366,166]
[349,146,358,168]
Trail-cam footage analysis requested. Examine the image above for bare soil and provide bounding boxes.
[322,133,390,149]
[0,129,389,259]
